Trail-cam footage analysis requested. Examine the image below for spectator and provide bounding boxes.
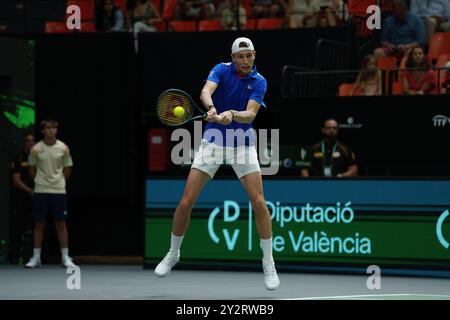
[374,0,425,61]
[410,0,450,45]
[301,119,358,178]
[349,54,382,96]
[25,119,75,269]
[440,61,450,94]
[219,0,248,30]
[401,46,436,95]
[251,0,285,18]
[126,0,161,33]
[96,0,125,32]
[287,0,343,28]
[174,0,216,20]
[9,133,35,264]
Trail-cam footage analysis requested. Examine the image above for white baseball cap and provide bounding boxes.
[445,61,450,69]
[231,37,254,54]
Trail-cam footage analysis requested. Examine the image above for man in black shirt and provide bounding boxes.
[301,119,358,178]
[9,133,35,264]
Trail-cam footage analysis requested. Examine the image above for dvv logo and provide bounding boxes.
[208,201,242,251]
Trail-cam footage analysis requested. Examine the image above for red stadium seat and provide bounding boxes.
[429,32,450,62]
[392,81,403,95]
[163,0,178,20]
[338,83,354,96]
[246,18,256,29]
[153,21,167,32]
[67,0,95,21]
[377,56,397,71]
[436,54,449,87]
[79,21,96,32]
[114,0,127,13]
[348,0,376,16]
[242,0,252,17]
[168,20,196,32]
[256,18,285,30]
[45,21,70,33]
[198,20,222,31]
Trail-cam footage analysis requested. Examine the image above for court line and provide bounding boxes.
[284,293,450,300]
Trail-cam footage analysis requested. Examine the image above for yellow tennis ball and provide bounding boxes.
[173,106,185,118]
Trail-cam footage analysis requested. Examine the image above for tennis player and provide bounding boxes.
[155,37,280,290]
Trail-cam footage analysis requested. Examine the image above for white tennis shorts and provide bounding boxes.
[192,139,261,179]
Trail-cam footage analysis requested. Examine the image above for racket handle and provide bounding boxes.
[191,114,207,121]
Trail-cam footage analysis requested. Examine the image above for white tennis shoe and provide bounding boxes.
[154,251,180,277]
[263,259,280,291]
[25,256,42,269]
[62,256,76,268]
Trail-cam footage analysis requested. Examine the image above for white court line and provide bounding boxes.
[284,293,450,300]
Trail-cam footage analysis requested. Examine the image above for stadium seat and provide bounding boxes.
[79,21,96,32]
[256,18,285,30]
[392,81,403,95]
[45,21,70,33]
[246,19,256,29]
[377,56,397,71]
[435,54,449,86]
[198,20,222,31]
[163,0,177,20]
[338,83,354,96]
[114,0,127,13]
[429,32,450,62]
[242,0,252,17]
[67,0,95,21]
[168,20,196,32]
[348,0,376,15]
[153,21,167,32]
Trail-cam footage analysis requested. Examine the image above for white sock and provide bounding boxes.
[260,238,274,262]
[169,233,184,254]
[33,248,41,260]
[61,248,69,259]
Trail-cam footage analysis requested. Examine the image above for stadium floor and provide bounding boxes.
[1,265,450,300]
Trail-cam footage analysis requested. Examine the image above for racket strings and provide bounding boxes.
[157,92,194,126]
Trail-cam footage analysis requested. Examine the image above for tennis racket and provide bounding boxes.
[156,89,211,126]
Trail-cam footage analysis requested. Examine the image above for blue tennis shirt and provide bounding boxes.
[204,62,267,147]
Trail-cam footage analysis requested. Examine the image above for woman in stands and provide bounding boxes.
[401,46,436,95]
[349,54,382,96]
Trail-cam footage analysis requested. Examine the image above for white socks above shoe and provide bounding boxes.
[33,248,41,260]
[61,248,69,259]
[170,233,184,254]
[260,238,274,262]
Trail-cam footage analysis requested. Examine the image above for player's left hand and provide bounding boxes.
[217,111,233,125]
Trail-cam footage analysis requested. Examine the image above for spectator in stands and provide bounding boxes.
[301,119,358,178]
[96,0,125,32]
[126,0,161,33]
[349,54,382,96]
[374,0,425,61]
[286,0,343,28]
[441,61,450,94]
[401,46,436,94]
[173,0,216,20]
[219,0,247,30]
[251,0,286,18]
[410,0,450,45]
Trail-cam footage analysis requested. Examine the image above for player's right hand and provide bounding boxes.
[205,107,219,123]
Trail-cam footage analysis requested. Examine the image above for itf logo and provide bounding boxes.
[432,115,450,127]
[208,201,243,251]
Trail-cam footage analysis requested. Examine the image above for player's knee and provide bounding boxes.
[35,221,46,231]
[251,195,266,212]
[178,198,195,214]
